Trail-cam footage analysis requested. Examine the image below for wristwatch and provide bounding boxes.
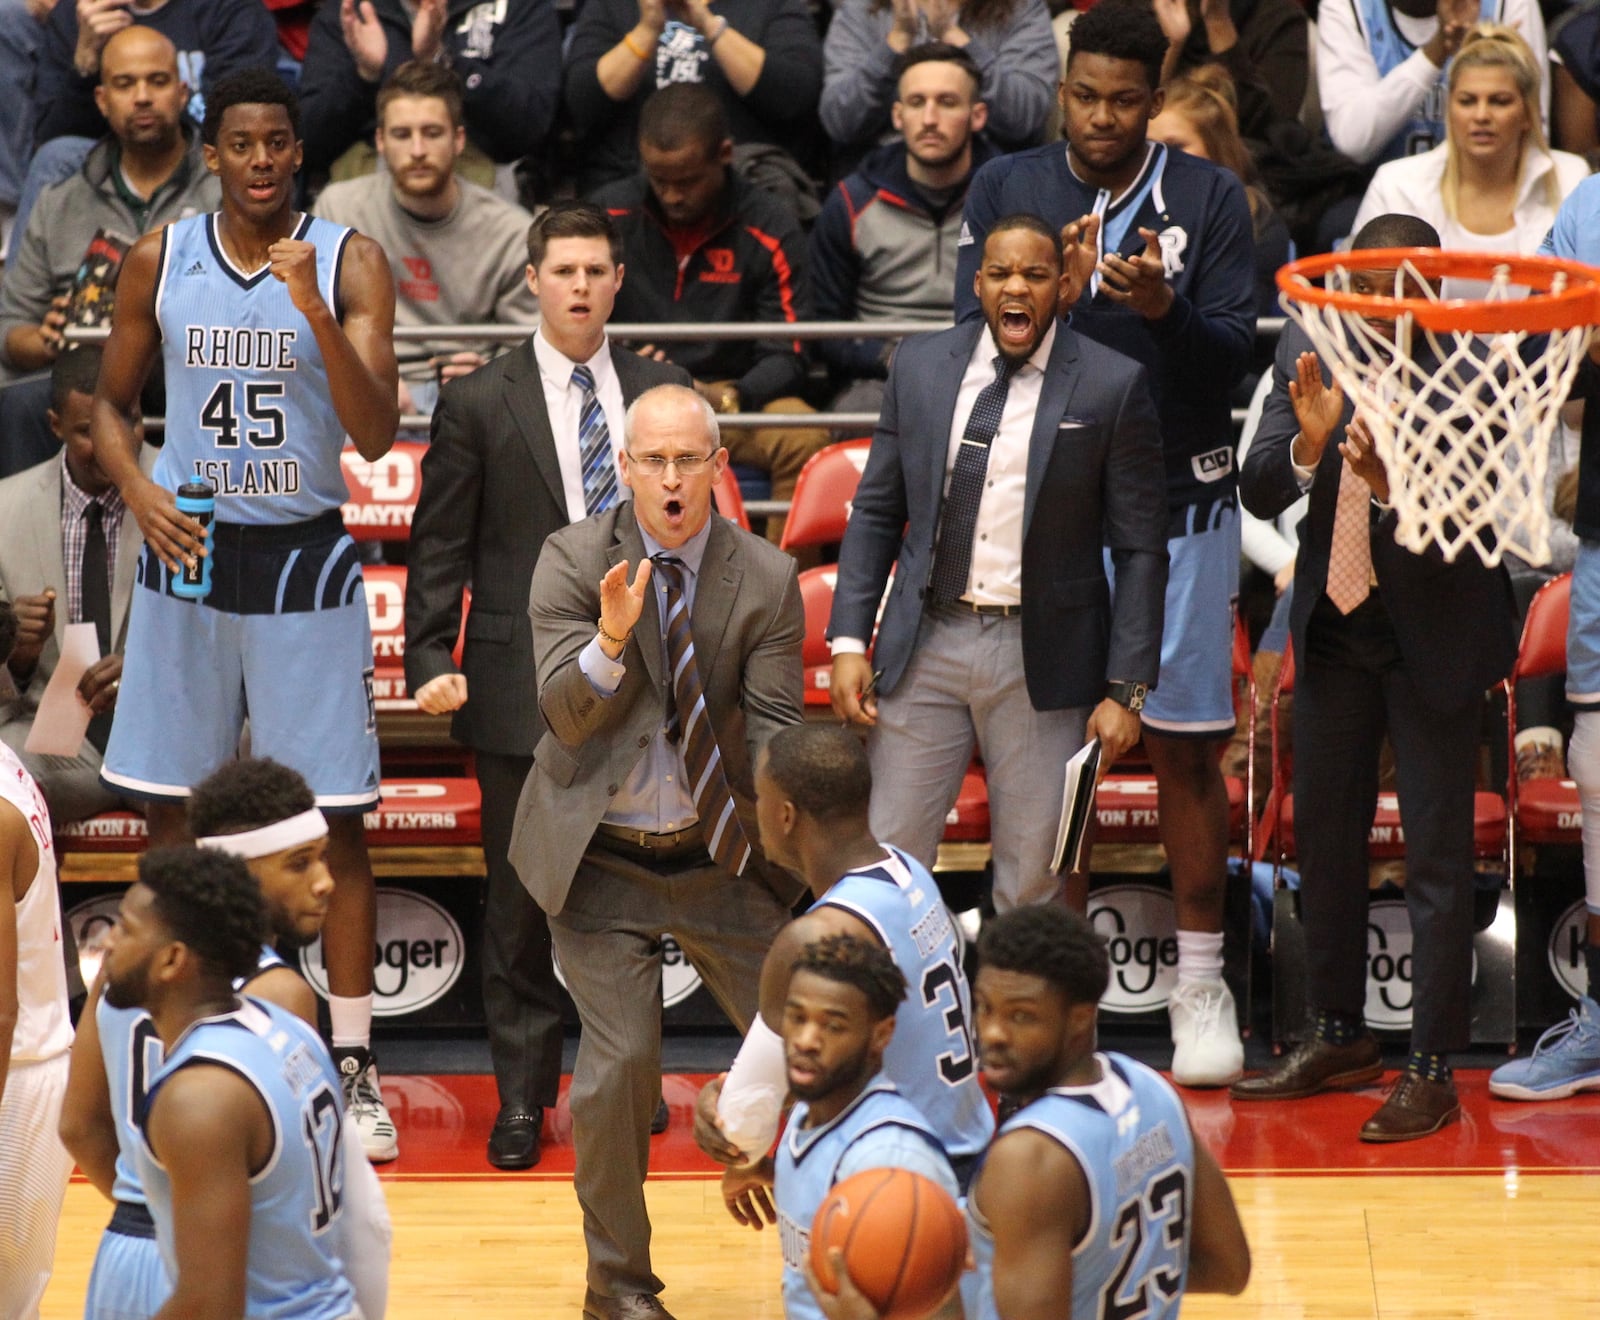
[1106,680,1148,713]
[717,384,741,415]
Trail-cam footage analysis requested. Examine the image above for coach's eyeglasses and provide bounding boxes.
[626,451,716,477]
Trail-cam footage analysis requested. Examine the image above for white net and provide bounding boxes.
[1280,256,1593,568]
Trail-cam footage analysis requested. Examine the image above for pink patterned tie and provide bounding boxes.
[1326,457,1372,614]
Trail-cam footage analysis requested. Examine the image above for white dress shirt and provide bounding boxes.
[833,321,1054,653]
[533,326,629,522]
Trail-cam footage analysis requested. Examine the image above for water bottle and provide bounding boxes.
[172,481,215,600]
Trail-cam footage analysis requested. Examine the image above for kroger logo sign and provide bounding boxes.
[1087,884,1178,1013]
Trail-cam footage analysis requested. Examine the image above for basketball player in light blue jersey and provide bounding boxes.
[97,846,359,1320]
[720,935,961,1320]
[804,905,1250,1320]
[59,760,390,1320]
[89,68,402,1161]
[694,725,992,1184]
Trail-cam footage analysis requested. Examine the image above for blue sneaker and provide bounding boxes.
[1490,996,1600,1100]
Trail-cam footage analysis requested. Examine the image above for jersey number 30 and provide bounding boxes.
[201,381,286,449]
[920,961,974,1084]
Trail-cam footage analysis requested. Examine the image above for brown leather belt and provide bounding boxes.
[592,822,708,864]
[942,600,1022,618]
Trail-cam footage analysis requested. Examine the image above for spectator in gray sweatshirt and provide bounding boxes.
[312,62,537,420]
[820,0,1056,159]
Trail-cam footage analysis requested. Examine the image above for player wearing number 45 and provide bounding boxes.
[90,69,403,1163]
[803,905,1250,1320]
[98,846,362,1320]
[692,725,992,1185]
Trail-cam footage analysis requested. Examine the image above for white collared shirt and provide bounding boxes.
[533,326,629,522]
[943,320,1056,606]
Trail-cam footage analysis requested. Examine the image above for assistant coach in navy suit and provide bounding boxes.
[828,213,1169,910]
[1232,215,1517,1142]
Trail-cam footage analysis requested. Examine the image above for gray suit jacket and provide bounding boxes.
[403,338,689,756]
[0,449,151,722]
[828,320,1169,710]
[507,503,805,916]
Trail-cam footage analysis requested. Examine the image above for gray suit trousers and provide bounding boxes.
[551,842,789,1298]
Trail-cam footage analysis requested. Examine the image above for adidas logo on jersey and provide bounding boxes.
[184,261,205,276]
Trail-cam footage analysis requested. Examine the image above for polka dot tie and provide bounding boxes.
[929,354,1017,605]
[1326,457,1373,614]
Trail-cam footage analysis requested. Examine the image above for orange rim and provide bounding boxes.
[1276,247,1600,334]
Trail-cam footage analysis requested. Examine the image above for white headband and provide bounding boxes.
[198,808,328,860]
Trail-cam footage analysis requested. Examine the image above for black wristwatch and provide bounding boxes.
[1106,680,1148,713]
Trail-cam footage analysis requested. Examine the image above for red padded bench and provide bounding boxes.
[57,778,486,882]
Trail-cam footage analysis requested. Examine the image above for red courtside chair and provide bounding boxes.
[713,464,752,532]
[1506,573,1577,869]
[778,438,872,554]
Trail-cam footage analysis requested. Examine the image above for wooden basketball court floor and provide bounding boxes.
[39,1069,1600,1319]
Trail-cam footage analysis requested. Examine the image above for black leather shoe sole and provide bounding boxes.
[650,1097,669,1135]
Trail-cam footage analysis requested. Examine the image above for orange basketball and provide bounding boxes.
[809,1167,968,1320]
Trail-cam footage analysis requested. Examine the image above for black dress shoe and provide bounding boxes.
[583,1288,679,1320]
[1229,1034,1383,1101]
[650,1096,669,1135]
[1359,1071,1460,1143]
[487,1105,543,1170]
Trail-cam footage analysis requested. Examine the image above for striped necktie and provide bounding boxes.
[653,555,750,876]
[573,363,618,515]
[929,354,1018,605]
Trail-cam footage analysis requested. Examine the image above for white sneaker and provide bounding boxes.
[1169,979,1245,1088]
[334,1046,399,1163]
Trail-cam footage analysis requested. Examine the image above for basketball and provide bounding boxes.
[809,1168,968,1320]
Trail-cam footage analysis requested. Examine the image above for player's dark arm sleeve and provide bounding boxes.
[737,0,823,128]
[1239,330,1323,521]
[952,161,1004,322]
[198,0,282,100]
[456,2,563,159]
[1103,365,1169,686]
[1146,177,1257,388]
[298,5,404,181]
[34,6,103,142]
[1217,4,1308,135]
[737,223,811,409]
[828,358,910,640]
[403,388,482,693]
[810,190,885,378]
[563,0,630,128]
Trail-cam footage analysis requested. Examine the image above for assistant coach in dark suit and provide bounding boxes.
[829,213,1168,912]
[1232,215,1517,1142]
[404,202,688,1171]
[507,383,803,1320]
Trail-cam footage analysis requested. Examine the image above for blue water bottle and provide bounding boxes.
[172,480,215,600]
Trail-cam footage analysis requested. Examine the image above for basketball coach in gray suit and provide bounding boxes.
[829,213,1169,911]
[508,383,804,1320]
[403,202,688,1171]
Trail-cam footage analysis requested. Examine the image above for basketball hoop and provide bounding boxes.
[1276,247,1600,568]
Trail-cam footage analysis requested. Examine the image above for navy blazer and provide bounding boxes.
[1239,323,1517,710]
[828,319,1169,711]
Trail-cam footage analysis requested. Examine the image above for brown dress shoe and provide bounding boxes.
[1229,1034,1383,1101]
[582,1290,679,1320]
[1359,1071,1460,1143]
